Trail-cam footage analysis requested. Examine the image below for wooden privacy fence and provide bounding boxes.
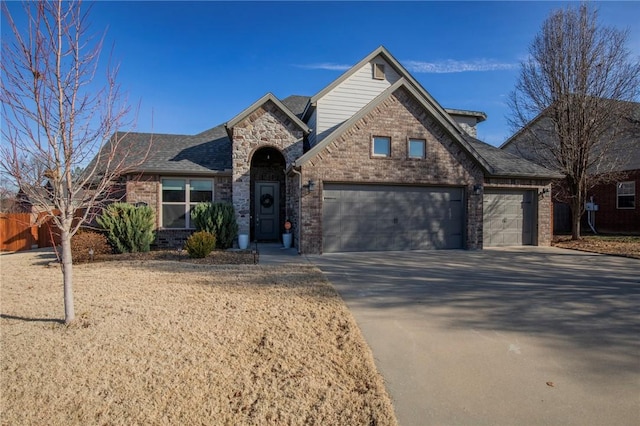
[0,212,60,252]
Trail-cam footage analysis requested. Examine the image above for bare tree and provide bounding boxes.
[508,3,640,240]
[1,1,149,324]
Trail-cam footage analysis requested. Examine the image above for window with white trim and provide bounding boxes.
[161,178,214,228]
[617,181,635,209]
[408,138,426,159]
[372,136,391,157]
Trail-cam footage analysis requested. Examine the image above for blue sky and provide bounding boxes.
[4,1,640,146]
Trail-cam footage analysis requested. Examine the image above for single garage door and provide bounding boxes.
[483,190,535,247]
[322,184,464,253]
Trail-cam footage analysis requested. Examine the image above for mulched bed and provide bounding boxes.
[553,235,640,259]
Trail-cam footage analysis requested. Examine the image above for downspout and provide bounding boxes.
[290,166,303,254]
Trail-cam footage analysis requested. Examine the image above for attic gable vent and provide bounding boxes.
[373,62,385,80]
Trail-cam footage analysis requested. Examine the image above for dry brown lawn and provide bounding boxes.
[1,250,397,425]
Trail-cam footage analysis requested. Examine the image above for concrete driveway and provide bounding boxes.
[309,247,640,426]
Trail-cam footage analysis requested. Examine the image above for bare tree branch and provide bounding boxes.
[507,3,640,240]
[0,0,151,324]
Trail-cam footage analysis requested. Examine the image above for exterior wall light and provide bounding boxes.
[303,180,316,191]
[473,184,482,195]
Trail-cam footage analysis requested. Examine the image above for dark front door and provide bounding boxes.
[255,181,279,241]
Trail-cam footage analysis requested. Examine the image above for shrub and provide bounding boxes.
[191,202,238,249]
[97,203,156,253]
[184,231,216,258]
[71,230,111,262]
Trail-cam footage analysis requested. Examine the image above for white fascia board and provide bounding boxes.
[226,93,310,134]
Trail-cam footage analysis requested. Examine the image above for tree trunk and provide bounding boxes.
[570,189,583,240]
[60,229,75,324]
[571,203,581,240]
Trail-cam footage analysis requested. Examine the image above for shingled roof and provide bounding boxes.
[94,95,313,176]
[100,128,232,175]
[464,135,563,178]
[94,88,558,181]
[502,98,640,173]
[280,95,310,119]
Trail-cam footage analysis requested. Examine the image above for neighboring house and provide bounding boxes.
[93,46,560,254]
[501,100,640,234]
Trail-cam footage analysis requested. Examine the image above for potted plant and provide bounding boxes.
[282,219,292,248]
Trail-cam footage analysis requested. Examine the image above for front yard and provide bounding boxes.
[0,250,397,425]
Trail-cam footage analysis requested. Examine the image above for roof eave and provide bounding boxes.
[306,46,473,148]
[309,46,387,104]
[295,78,494,175]
[126,168,232,176]
[226,93,310,134]
[445,108,488,123]
[485,172,563,180]
[295,79,406,167]
[301,99,315,122]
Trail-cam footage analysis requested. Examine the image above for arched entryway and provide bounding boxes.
[250,147,286,241]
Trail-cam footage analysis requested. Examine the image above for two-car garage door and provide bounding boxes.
[322,184,464,253]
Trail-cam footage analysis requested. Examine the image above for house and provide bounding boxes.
[95,46,560,253]
[501,100,639,234]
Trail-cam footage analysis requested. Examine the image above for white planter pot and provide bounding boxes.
[282,233,292,248]
[238,234,249,250]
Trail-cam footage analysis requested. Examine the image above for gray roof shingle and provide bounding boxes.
[502,99,640,173]
[95,127,231,176]
[280,95,310,119]
[98,94,312,175]
[95,90,558,180]
[140,126,232,173]
[464,135,563,178]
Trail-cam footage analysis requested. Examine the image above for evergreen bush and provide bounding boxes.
[97,203,155,253]
[191,202,238,249]
[184,231,216,258]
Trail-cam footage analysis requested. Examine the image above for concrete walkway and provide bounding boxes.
[310,247,640,426]
[256,242,312,265]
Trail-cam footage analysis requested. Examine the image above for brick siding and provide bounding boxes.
[586,169,640,233]
[298,86,486,254]
[153,229,192,250]
[125,173,232,249]
[125,175,158,211]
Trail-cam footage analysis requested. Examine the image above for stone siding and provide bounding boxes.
[231,100,305,235]
[299,86,485,254]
